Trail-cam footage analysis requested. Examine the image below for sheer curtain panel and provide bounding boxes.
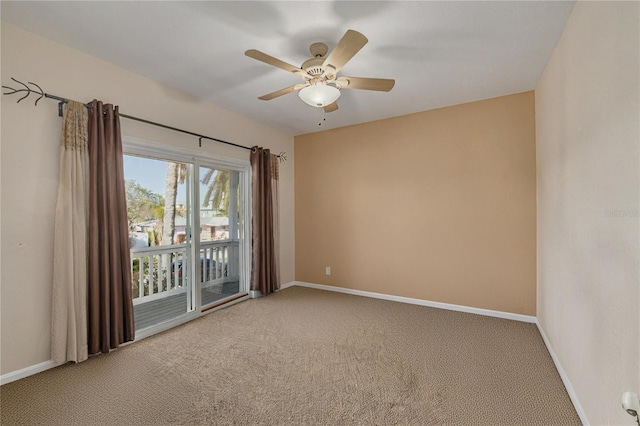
[87,100,135,355]
[250,147,280,295]
[51,101,89,363]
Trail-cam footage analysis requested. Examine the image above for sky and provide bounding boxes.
[123,155,230,207]
[123,155,187,203]
[123,155,169,195]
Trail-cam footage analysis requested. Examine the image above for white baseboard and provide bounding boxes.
[286,281,537,323]
[1,293,253,386]
[535,321,589,425]
[279,281,297,290]
[0,359,65,386]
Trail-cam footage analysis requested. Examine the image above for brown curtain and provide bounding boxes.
[250,146,280,295]
[270,154,280,286]
[87,100,135,355]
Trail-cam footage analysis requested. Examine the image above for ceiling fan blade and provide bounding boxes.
[258,83,308,101]
[245,49,310,79]
[322,29,368,74]
[336,77,395,92]
[324,102,339,113]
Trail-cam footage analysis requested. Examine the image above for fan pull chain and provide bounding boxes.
[317,107,327,127]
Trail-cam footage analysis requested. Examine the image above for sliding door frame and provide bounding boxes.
[123,136,252,341]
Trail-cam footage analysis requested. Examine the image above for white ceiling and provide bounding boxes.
[2,1,575,136]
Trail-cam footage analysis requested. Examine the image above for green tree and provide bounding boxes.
[125,179,164,231]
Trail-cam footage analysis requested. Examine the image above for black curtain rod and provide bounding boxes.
[2,78,287,161]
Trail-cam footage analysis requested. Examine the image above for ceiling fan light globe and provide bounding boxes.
[298,84,340,107]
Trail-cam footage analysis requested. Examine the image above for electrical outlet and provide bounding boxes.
[325,266,331,275]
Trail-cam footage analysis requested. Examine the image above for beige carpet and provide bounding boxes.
[0,286,580,425]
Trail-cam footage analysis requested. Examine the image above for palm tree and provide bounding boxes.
[201,169,230,215]
[162,162,187,245]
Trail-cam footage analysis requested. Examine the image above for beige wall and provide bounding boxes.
[0,22,295,376]
[536,2,639,424]
[295,92,536,315]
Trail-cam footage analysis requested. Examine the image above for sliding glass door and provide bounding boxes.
[124,156,194,331]
[123,142,249,333]
[197,166,243,309]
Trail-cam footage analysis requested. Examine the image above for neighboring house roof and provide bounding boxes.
[136,217,229,228]
[136,216,229,228]
[137,219,158,228]
[176,216,229,227]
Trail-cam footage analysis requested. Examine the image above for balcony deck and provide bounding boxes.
[133,280,240,331]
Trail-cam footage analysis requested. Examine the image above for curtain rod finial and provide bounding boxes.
[2,77,46,105]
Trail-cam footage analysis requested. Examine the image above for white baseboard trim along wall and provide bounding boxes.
[535,322,590,425]
[282,281,537,323]
[0,360,65,386]
[281,280,588,424]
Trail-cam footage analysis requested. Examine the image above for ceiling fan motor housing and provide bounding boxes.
[302,42,331,76]
[301,57,325,77]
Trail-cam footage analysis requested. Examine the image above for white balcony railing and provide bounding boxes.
[130,244,187,305]
[199,240,239,293]
[130,240,239,305]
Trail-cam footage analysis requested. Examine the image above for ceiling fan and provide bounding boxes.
[245,29,395,113]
